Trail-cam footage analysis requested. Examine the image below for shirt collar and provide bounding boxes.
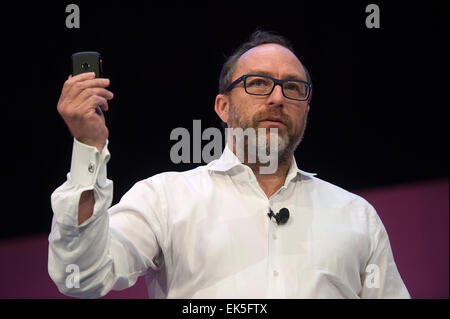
[206,145,317,181]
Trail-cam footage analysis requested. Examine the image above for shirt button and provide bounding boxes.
[88,163,95,173]
[272,233,277,240]
[273,270,279,277]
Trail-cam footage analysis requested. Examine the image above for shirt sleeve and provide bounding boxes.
[359,204,411,299]
[48,138,163,299]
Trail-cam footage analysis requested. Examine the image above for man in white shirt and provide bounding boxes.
[49,30,410,298]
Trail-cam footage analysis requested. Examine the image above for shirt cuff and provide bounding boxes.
[69,138,111,188]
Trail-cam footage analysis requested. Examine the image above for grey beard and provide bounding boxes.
[246,128,290,164]
[226,101,307,167]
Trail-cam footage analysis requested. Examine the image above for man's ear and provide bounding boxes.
[215,94,230,125]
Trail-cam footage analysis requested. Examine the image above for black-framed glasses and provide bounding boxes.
[225,74,312,101]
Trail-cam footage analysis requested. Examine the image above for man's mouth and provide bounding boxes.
[259,116,286,126]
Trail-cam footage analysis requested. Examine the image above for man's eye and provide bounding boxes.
[285,83,300,91]
[248,79,269,86]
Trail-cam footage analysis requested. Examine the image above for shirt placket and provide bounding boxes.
[245,167,288,298]
[268,191,286,298]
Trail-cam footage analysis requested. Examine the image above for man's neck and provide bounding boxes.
[247,157,292,198]
[229,142,293,198]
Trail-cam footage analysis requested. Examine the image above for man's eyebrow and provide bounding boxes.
[246,70,306,81]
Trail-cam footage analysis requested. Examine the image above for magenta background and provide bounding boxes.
[0,178,448,299]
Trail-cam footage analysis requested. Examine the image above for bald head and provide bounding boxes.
[233,43,308,84]
[218,30,311,95]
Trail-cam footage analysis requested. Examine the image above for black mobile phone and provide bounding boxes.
[71,51,103,78]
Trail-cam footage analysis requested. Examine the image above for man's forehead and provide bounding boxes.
[235,43,305,79]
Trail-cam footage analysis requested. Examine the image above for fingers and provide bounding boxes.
[61,72,94,95]
[66,78,111,100]
[71,72,96,82]
[74,88,113,115]
[58,73,113,120]
[62,72,110,99]
[77,88,114,104]
[81,95,109,113]
[96,96,109,112]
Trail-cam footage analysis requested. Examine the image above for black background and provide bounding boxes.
[0,1,447,239]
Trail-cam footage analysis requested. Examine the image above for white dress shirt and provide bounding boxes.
[48,138,410,299]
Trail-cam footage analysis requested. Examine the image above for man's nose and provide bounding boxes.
[266,84,284,106]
